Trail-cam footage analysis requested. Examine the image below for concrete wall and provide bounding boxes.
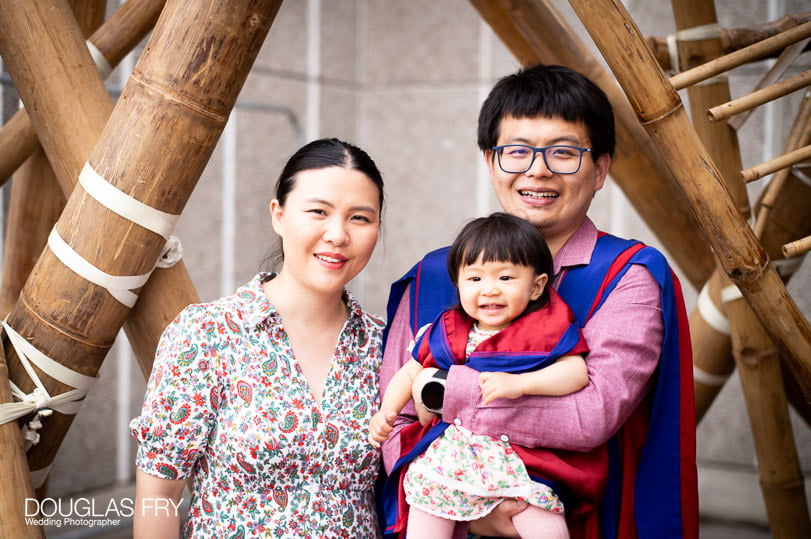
[1,0,809,530]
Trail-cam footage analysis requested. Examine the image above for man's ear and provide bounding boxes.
[484,149,497,181]
[593,153,611,192]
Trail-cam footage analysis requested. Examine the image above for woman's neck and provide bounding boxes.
[262,272,347,326]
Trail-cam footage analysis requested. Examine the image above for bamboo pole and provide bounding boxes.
[754,95,811,242]
[754,95,811,428]
[0,0,197,380]
[0,149,65,317]
[670,21,811,90]
[742,144,811,183]
[0,344,41,539]
[0,112,39,186]
[0,0,106,518]
[468,0,714,289]
[645,12,811,72]
[708,70,810,122]
[690,268,734,420]
[0,0,183,372]
[0,0,105,317]
[783,235,811,258]
[0,1,113,195]
[0,0,282,530]
[0,0,165,190]
[669,4,811,529]
[668,0,747,422]
[567,0,811,396]
[727,298,811,538]
[727,37,810,130]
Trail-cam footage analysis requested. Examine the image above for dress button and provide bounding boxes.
[454,418,462,426]
[500,434,509,443]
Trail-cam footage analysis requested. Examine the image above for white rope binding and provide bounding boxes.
[48,163,185,308]
[0,320,97,452]
[697,283,730,335]
[48,229,150,308]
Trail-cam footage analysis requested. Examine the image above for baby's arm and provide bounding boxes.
[369,359,424,447]
[479,354,588,405]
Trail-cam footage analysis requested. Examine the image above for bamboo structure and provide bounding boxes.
[0,0,282,534]
[645,12,811,72]
[0,0,194,376]
[468,0,715,289]
[0,0,808,535]
[0,0,165,188]
[669,5,810,530]
[669,0,749,426]
[568,4,811,533]
[727,36,810,130]
[708,69,810,122]
[670,20,811,90]
[568,0,811,407]
[742,144,811,183]
[752,94,811,428]
[783,236,811,258]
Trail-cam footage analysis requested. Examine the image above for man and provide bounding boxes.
[379,65,697,538]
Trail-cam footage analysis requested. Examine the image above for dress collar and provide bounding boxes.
[236,273,365,330]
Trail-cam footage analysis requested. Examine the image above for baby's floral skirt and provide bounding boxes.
[403,424,564,521]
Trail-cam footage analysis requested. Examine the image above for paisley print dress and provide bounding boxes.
[131,274,384,538]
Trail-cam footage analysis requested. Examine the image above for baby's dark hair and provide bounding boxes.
[447,212,554,312]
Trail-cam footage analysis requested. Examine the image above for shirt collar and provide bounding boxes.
[235,273,365,330]
[553,218,598,276]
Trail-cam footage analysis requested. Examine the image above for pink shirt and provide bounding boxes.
[381,219,664,471]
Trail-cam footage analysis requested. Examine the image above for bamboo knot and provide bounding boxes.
[726,255,770,285]
[639,100,683,126]
[735,346,780,369]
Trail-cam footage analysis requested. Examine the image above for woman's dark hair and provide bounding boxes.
[262,138,384,272]
[447,212,554,313]
[478,64,615,160]
[275,137,384,212]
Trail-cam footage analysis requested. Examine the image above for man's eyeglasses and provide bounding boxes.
[491,144,592,174]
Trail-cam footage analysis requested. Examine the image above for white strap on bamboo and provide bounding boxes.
[693,282,746,387]
[694,283,732,387]
[0,320,97,454]
[79,163,180,240]
[667,23,728,85]
[79,163,184,267]
[693,365,731,387]
[47,163,184,308]
[86,40,112,80]
[720,284,744,303]
[697,283,730,335]
[48,229,150,308]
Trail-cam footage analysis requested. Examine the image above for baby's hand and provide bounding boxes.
[368,410,397,448]
[479,372,523,405]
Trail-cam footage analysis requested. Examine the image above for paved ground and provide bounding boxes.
[43,518,773,538]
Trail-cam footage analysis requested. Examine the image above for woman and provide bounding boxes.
[131,138,385,538]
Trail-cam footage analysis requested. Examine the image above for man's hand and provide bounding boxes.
[368,410,397,448]
[479,371,524,405]
[468,498,527,538]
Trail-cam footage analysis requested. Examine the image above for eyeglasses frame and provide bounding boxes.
[491,144,593,175]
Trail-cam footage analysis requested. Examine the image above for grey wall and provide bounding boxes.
[2,0,808,529]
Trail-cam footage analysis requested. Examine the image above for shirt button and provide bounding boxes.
[500,434,509,443]
[454,418,462,426]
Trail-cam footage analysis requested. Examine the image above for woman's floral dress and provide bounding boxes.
[131,274,384,538]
